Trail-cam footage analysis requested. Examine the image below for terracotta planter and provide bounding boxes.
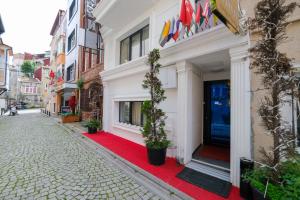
[61,115,80,123]
[88,127,97,134]
[147,147,167,166]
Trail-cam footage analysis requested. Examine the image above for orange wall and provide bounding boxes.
[56,53,65,65]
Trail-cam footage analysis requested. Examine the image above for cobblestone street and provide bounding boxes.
[0,113,160,200]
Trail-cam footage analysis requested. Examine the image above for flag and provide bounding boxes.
[206,5,212,26]
[168,17,175,41]
[203,1,209,17]
[159,22,166,44]
[160,20,171,47]
[195,1,201,24]
[179,24,186,40]
[180,0,194,27]
[172,16,180,41]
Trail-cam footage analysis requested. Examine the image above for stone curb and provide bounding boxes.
[51,117,192,200]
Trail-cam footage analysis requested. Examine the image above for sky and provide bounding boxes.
[0,0,67,54]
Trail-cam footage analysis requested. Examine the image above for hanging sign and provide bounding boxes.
[210,0,240,34]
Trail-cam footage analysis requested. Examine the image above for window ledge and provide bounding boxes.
[113,122,142,134]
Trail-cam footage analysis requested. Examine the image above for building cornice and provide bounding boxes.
[101,25,249,83]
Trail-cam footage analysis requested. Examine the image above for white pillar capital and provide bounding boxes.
[176,61,193,74]
[229,44,250,63]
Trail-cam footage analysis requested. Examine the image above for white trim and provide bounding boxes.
[101,56,148,81]
[112,94,150,102]
[113,122,142,134]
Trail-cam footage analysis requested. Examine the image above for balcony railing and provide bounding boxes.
[79,46,104,73]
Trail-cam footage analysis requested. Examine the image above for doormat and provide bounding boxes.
[176,167,232,198]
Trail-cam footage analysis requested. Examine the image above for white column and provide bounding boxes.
[176,61,193,164]
[102,81,110,131]
[230,44,252,187]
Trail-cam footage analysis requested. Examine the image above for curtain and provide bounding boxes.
[132,102,142,126]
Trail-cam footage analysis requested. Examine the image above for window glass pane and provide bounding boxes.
[68,30,75,52]
[142,26,149,56]
[131,33,140,60]
[119,102,130,123]
[120,38,129,64]
[71,65,74,80]
[132,102,142,126]
[66,64,74,81]
[69,0,76,20]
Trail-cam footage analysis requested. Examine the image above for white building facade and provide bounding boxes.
[94,0,252,187]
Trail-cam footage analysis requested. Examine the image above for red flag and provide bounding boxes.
[195,1,202,24]
[180,0,194,27]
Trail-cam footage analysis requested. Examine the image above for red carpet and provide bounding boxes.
[83,131,241,200]
[199,145,230,162]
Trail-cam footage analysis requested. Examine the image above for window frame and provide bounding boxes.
[67,28,76,53]
[120,25,149,64]
[68,0,77,22]
[66,63,75,82]
[119,101,144,127]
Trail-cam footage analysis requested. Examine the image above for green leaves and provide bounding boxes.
[21,61,35,77]
[84,119,101,129]
[141,49,170,149]
[76,78,84,90]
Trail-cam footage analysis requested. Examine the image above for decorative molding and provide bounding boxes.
[93,0,117,23]
[113,123,142,135]
[100,56,148,81]
[159,25,248,67]
[112,94,150,102]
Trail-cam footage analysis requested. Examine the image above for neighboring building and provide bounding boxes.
[93,0,300,188]
[77,0,104,121]
[18,76,41,107]
[50,10,67,114]
[0,15,13,113]
[34,57,51,108]
[10,52,49,107]
[9,53,25,103]
[63,0,102,116]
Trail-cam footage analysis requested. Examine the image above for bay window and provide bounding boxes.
[120,25,149,64]
[119,101,144,126]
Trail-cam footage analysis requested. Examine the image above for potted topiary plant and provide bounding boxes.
[141,49,170,166]
[85,118,101,134]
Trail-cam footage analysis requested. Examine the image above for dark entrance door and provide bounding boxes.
[204,80,230,146]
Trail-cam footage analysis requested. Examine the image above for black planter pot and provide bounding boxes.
[240,158,254,199]
[252,187,269,200]
[88,127,97,134]
[147,147,167,166]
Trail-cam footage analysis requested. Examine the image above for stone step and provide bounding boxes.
[186,159,230,182]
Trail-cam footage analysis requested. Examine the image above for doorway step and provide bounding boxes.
[186,159,230,182]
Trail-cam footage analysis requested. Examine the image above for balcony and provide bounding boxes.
[93,0,155,30]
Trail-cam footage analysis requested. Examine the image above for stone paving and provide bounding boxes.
[0,113,160,200]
